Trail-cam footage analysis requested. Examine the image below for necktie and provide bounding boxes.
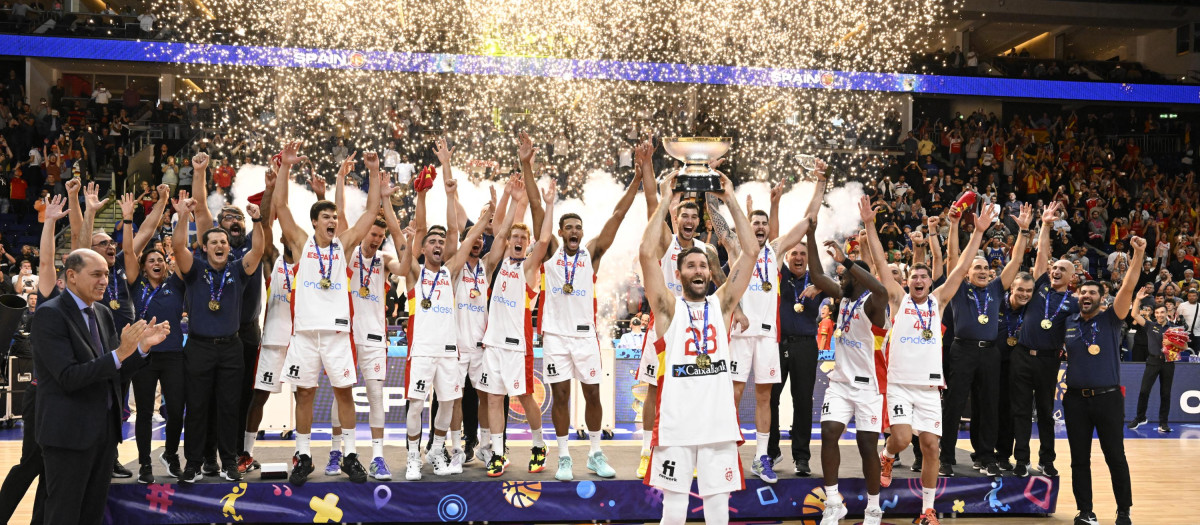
[83,306,113,409]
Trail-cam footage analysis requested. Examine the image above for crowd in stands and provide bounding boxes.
[915,46,1173,84]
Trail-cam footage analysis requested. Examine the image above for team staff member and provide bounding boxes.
[1011,201,1075,478]
[1061,236,1143,525]
[770,233,823,476]
[172,190,267,483]
[1128,289,1181,433]
[989,273,1034,471]
[31,249,169,525]
[119,194,188,484]
[939,203,1032,477]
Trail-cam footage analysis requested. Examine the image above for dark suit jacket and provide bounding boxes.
[31,293,146,450]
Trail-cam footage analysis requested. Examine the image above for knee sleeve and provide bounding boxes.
[702,493,729,525]
[660,489,689,525]
[366,380,385,428]
[330,397,341,428]
[406,398,425,438]
[434,399,454,432]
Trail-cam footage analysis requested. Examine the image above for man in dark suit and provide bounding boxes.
[30,249,169,525]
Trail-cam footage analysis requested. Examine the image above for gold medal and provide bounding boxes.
[695,353,712,368]
[208,300,221,312]
[1040,319,1053,330]
[421,299,433,310]
[978,314,989,325]
[469,289,481,299]
[359,286,370,298]
[761,281,772,292]
[921,329,934,340]
[1007,336,1018,346]
[1087,344,1100,355]
[793,303,803,313]
[109,300,120,310]
[562,283,574,295]
[834,329,843,338]
[319,278,332,289]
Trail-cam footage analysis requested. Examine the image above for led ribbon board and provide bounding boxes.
[6,34,1199,104]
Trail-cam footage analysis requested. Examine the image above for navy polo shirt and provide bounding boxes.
[950,278,1005,340]
[1063,310,1122,388]
[779,264,823,337]
[1143,319,1182,358]
[996,296,1026,361]
[183,257,251,338]
[1018,274,1079,352]
[131,274,187,351]
[231,238,264,326]
[103,251,135,331]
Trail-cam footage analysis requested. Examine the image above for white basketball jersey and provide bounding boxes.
[660,236,712,298]
[482,258,536,352]
[540,247,596,337]
[652,296,742,447]
[829,292,887,393]
[455,260,488,352]
[261,255,296,347]
[349,246,388,348]
[292,236,351,332]
[406,265,457,358]
[734,244,779,339]
[886,294,944,387]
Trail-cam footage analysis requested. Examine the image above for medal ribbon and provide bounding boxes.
[358,249,378,291]
[970,286,991,317]
[687,299,711,357]
[466,261,482,296]
[790,270,810,308]
[106,266,119,304]
[138,280,163,320]
[755,246,771,288]
[839,290,870,336]
[282,259,293,293]
[912,296,934,337]
[1005,295,1023,340]
[562,249,580,291]
[1043,288,1070,324]
[1082,317,1100,351]
[315,237,334,285]
[420,266,442,305]
[206,265,229,308]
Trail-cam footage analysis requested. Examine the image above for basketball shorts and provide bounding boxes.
[283,330,357,388]
[253,344,288,393]
[820,381,884,433]
[404,355,463,401]
[478,344,533,397]
[458,342,486,387]
[636,316,661,386]
[357,343,387,382]
[885,383,943,436]
[645,441,744,496]
[542,333,603,385]
[728,335,781,384]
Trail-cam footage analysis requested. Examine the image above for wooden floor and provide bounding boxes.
[1,437,1195,524]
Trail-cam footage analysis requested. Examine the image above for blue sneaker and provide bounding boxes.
[587,451,616,478]
[369,456,392,480]
[325,450,343,476]
[554,456,573,481]
[753,454,778,484]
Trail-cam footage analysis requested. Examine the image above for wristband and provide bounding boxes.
[1020,229,1030,234]
[840,258,855,271]
[122,219,133,224]
[251,217,262,223]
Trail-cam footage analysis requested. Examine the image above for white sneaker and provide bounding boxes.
[428,448,453,476]
[448,448,465,474]
[863,505,883,525]
[477,443,492,465]
[404,450,422,481]
[820,496,847,525]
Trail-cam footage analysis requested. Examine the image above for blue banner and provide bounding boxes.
[1053,361,1200,424]
[4,34,1199,103]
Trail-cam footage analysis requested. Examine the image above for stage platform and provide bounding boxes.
[107,443,1058,523]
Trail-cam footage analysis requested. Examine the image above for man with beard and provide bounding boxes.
[517,133,641,481]
[272,142,383,486]
[990,272,1035,471]
[69,179,170,478]
[171,184,266,483]
[937,203,1033,477]
[1061,237,1144,525]
[188,152,276,473]
[1129,289,1182,434]
[640,171,757,525]
[1010,201,1076,478]
[871,196,994,525]
[394,164,494,480]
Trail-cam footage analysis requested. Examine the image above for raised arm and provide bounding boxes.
[806,224,841,299]
[640,175,677,336]
[927,216,944,281]
[826,238,888,326]
[191,152,214,231]
[258,163,279,266]
[38,195,67,297]
[716,174,760,316]
[66,178,85,250]
[132,184,170,256]
[334,151,356,236]
[272,142,309,258]
[449,200,496,272]
[442,178,462,264]
[860,196,905,306]
[518,133,558,261]
[637,138,660,220]
[946,212,962,271]
[484,176,525,272]
[379,177,414,279]
[767,181,782,240]
[1130,288,1148,326]
[171,191,196,275]
[338,152,382,251]
[241,204,266,274]
[705,197,740,260]
[119,194,139,284]
[587,167,640,267]
[934,205,995,306]
[79,182,109,248]
[1113,237,1147,320]
[524,183,557,276]
[1000,203,1033,288]
[1032,201,1061,280]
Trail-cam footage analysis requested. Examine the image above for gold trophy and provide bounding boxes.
[662,137,731,192]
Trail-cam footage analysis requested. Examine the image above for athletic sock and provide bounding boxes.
[450,430,462,450]
[867,493,880,509]
[297,433,311,456]
[589,432,601,455]
[641,432,652,454]
[825,484,840,501]
[480,428,491,447]
[532,430,546,448]
[755,432,769,458]
[432,434,446,452]
[331,434,344,453]
[884,450,896,459]
[491,434,505,457]
[557,435,570,458]
[372,438,383,459]
[244,432,257,456]
[343,430,356,456]
[922,487,936,510]
[408,436,421,452]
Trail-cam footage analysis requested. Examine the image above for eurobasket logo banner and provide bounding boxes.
[3,34,1199,104]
